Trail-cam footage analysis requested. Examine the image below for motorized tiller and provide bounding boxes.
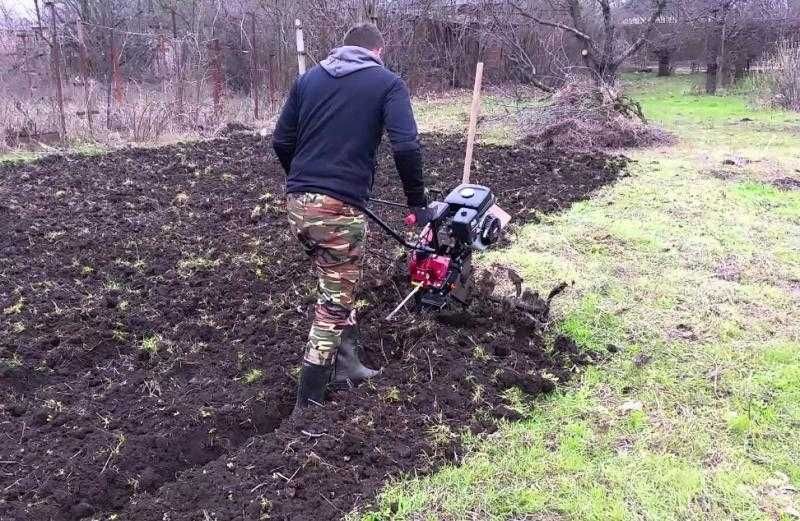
[363,184,511,319]
[407,183,510,308]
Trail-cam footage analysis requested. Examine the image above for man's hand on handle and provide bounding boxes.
[405,206,434,228]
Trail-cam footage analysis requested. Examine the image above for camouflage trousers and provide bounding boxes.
[287,192,366,366]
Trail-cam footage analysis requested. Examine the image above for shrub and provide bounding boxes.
[121,84,175,142]
[755,40,800,111]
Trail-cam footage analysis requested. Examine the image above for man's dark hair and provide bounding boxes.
[343,23,385,50]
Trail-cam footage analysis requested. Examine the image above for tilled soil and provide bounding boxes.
[0,133,626,521]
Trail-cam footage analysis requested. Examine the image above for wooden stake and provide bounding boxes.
[462,62,484,185]
[106,28,113,129]
[250,12,260,120]
[46,1,66,141]
[173,33,185,123]
[268,52,276,103]
[19,32,33,98]
[111,30,124,104]
[210,38,224,117]
[76,20,93,134]
[366,2,378,24]
[34,0,43,40]
[295,19,306,75]
[171,8,177,39]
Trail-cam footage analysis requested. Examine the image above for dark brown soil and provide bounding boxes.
[773,176,800,191]
[0,133,626,521]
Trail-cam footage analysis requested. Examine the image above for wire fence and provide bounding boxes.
[0,11,300,150]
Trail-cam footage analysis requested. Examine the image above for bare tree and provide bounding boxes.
[508,0,668,86]
[481,0,570,92]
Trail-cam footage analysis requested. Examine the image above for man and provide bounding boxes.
[272,24,429,411]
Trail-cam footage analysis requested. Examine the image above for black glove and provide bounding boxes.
[409,205,434,227]
[273,143,295,175]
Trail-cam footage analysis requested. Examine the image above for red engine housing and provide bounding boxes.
[409,253,451,288]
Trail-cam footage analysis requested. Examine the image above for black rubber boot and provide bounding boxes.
[293,362,333,414]
[333,327,381,388]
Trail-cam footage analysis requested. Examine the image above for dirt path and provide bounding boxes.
[0,133,625,520]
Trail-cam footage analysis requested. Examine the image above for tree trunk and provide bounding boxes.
[734,64,746,82]
[721,55,735,87]
[589,58,618,87]
[602,63,618,87]
[706,62,718,95]
[657,52,671,77]
[592,68,617,87]
[716,7,729,90]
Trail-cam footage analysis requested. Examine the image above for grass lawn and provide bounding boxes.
[363,74,800,520]
[0,141,109,164]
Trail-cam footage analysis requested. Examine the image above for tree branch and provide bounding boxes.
[527,75,557,93]
[614,0,668,66]
[483,6,557,93]
[508,1,596,48]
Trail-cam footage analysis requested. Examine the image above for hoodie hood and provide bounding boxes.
[320,46,383,78]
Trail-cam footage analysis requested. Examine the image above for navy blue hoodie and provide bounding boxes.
[272,46,426,209]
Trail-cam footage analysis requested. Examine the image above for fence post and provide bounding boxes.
[175,39,185,124]
[18,32,34,98]
[104,29,125,129]
[33,0,43,40]
[154,34,163,77]
[106,29,114,130]
[210,38,224,118]
[112,37,124,104]
[76,20,94,135]
[268,52,276,105]
[295,19,306,75]
[367,2,378,25]
[106,28,113,129]
[46,1,67,141]
[171,8,178,39]
[250,13,260,120]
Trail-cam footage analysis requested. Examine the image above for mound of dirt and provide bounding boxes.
[773,176,800,191]
[0,133,626,520]
[518,82,675,151]
[218,121,254,136]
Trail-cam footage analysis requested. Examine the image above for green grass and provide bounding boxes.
[140,335,161,356]
[361,74,800,520]
[558,293,622,353]
[414,91,543,145]
[241,368,264,384]
[0,141,109,164]
[731,181,800,220]
[0,149,40,165]
[626,73,800,158]
[72,142,108,157]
